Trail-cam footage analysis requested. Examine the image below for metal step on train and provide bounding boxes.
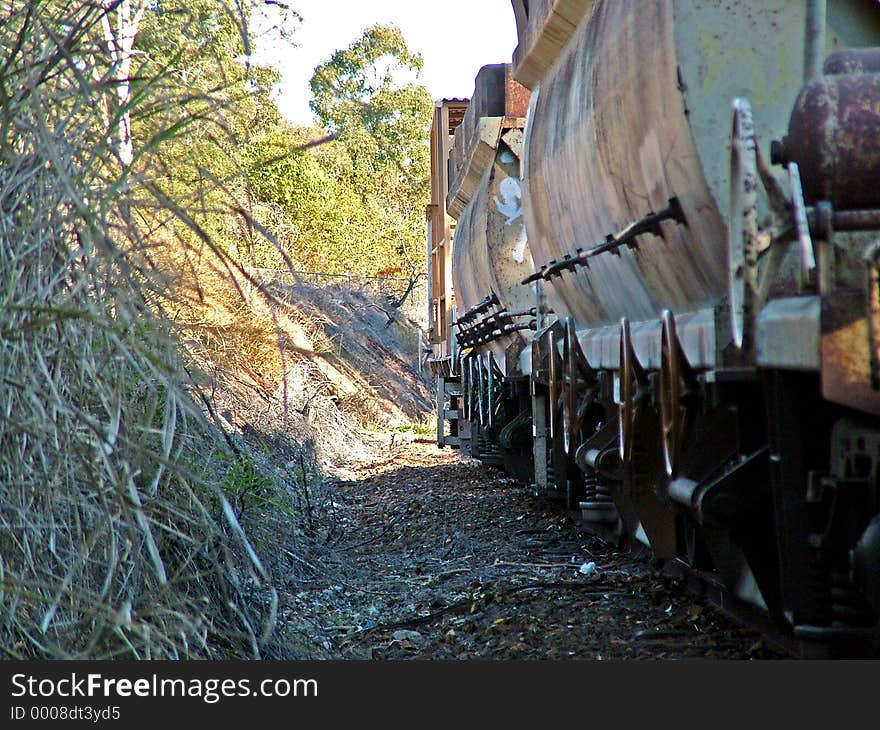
[436,375,461,450]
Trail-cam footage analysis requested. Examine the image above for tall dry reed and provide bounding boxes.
[0,1,289,659]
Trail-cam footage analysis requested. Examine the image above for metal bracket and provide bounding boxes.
[523,197,687,285]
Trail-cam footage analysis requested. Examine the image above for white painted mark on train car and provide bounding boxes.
[493,176,523,225]
[512,226,528,264]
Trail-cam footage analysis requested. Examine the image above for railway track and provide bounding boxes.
[310,440,785,660]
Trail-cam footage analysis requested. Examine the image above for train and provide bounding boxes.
[423,0,880,656]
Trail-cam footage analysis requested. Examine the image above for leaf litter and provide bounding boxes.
[292,439,785,660]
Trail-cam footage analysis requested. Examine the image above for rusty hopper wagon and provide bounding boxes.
[424,0,880,655]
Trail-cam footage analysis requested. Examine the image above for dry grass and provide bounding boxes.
[0,1,434,661]
[0,1,299,659]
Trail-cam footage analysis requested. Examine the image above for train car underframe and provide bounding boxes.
[447,311,880,655]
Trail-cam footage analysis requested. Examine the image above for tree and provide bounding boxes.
[309,24,430,174]
[95,1,297,170]
[100,0,149,165]
[126,0,295,259]
[307,24,433,283]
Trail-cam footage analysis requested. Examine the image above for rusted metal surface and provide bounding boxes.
[822,290,880,415]
[816,208,880,231]
[451,64,527,147]
[777,73,880,208]
[427,101,468,355]
[446,65,529,218]
[728,99,760,351]
[503,73,531,119]
[824,48,880,75]
[447,117,503,220]
[500,128,524,159]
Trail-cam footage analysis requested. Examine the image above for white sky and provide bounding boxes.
[252,0,519,126]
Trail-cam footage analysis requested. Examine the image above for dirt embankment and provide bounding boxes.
[178,271,434,472]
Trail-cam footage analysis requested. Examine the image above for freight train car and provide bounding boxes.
[425,0,880,655]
